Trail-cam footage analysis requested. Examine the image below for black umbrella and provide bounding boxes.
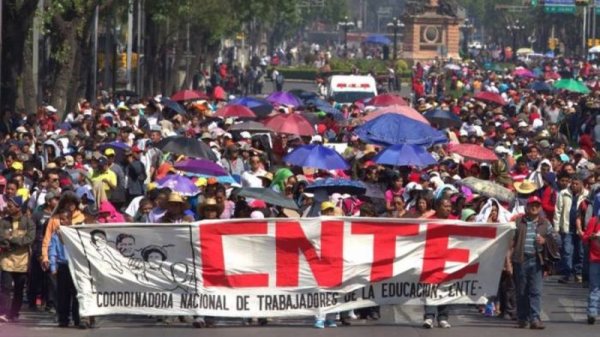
[156,136,217,160]
[423,109,463,129]
[229,121,275,133]
[233,188,299,210]
[161,98,186,114]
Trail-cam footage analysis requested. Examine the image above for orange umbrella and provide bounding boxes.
[361,105,430,124]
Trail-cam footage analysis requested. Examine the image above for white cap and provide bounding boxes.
[311,135,323,143]
[250,210,265,219]
[495,145,511,155]
[518,120,528,128]
[240,131,252,139]
[302,192,315,198]
[46,105,57,113]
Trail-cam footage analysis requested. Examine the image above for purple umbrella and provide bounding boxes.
[174,159,228,176]
[284,144,349,170]
[156,175,200,196]
[266,91,302,107]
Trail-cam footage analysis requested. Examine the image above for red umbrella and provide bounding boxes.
[171,90,207,102]
[263,114,314,136]
[215,104,256,118]
[448,143,498,162]
[361,104,430,124]
[213,86,226,101]
[368,94,408,107]
[473,91,506,106]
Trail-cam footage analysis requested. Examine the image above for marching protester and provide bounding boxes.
[4,37,600,332]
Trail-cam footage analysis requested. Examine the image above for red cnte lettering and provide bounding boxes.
[200,222,269,287]
[276,221,343,287]
[420,224,496,284]
[352,221,420,282]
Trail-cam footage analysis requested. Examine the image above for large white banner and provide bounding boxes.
[60,218,514,317]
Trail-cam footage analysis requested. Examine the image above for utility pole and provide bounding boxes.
[0,0,4,110]
[126,0,133,90]
[136,0,143,95]
[92,5,99,102]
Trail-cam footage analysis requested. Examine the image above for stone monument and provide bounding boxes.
[402,0,464,61]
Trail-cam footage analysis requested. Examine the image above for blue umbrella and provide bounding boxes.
[423,109,463,129]
[98,141,131,162]
[156,175,200,196]
[284,144,349,170]
[305,178,366,195]
[374,144,437,167]
[364,34,392,45]
[528,81,553,93]
[161,98,186,114]
[355,114,448,146]
[229,97,273,118]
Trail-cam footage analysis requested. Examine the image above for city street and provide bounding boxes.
[4,277,597,337]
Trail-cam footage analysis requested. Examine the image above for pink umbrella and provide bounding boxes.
[361,105,430,124]
[171,90,208,102]
[215,104,256,118]
[513,68,534,78]
[448,143,498,162]
[263,113,315,136]
[367,94,408,107]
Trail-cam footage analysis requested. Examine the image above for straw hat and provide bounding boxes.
[167,192,186,203]
[199,198,220,212]
[514,180,537,194]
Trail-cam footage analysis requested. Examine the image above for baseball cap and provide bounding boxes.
[8,196,24,208]
[240,131,252,139]
[527,196,542,205]
[321,201,335,212]
[11,162,24,171]
[45,191,59,203]
[65,155,75,166]
[104,148,116,157]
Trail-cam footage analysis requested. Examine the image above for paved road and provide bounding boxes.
[4,276,597,337]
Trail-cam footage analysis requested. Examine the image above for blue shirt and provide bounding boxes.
[48,233,69,273]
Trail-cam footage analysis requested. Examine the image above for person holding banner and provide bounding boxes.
[423,197,456,329]
[509,196,554,330]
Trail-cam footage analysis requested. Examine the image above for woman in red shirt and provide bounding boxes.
[582,217,600,324]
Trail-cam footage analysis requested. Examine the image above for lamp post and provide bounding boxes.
[387,17,404,60]
[460,18,474,58]
[506,19,525,62]
[338,16,355,58]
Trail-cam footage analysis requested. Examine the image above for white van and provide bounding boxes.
[327,75,378,104]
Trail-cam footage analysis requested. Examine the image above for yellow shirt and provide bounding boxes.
[17,188,30,202]
[90,169,117,194]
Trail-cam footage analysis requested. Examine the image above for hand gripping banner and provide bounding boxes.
[60,218,514,317]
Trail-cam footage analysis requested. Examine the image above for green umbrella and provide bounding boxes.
[553,79,590,94]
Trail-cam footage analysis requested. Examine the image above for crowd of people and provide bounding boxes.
[0,54,600,331]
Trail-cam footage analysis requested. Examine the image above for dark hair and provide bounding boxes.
[116,233,135,245]
[142,247,167,262]
[90,229,107,244]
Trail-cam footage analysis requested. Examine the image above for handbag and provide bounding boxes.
[543,233,561,263]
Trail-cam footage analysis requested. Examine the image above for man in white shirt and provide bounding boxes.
[241,155,267,188]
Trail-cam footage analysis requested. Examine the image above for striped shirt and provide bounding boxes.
[524,220,538,256]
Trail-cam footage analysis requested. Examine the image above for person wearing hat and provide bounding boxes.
[221,144,245,177]
[161,192,194,224]
[0,195,35,322]
[508,196,556,329]
[198,197,222,220]
[554,173,589,284]
[90,156,117,199]
[124,147,147,201]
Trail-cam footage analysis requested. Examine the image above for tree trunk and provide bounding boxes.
[49,24,78,119]
[22,34,38,115]
[0,0,38,119]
